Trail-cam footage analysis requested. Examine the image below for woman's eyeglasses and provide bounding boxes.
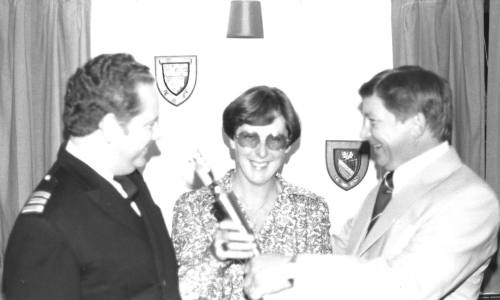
[235,132,289,151]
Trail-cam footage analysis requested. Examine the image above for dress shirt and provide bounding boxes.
[392,142,450,195]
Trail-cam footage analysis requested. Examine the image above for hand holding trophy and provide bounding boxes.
[192,152,260,262]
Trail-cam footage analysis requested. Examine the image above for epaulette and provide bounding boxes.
[21,172,59,214]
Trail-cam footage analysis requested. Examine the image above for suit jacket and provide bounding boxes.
[3,147,181,300]
[286,147,500,300]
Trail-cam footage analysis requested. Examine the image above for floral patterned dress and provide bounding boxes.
[172,169,332,300]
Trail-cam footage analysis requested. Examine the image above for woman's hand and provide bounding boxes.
[243,255,296,299]
[211,219,257,261]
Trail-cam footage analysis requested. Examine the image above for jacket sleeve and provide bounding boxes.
[291,184,500,300]
[3,215,80,300]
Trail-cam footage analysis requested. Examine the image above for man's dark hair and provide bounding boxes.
[62,53,154,139]
[359,65,453,142]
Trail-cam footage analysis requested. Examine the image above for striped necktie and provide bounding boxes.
[367,171,394,233]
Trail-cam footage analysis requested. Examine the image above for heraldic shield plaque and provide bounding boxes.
[326,140,370,191]
[155,55,197,106]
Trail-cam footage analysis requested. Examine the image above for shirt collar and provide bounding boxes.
[392,142,450,194]
[66,139,128,198]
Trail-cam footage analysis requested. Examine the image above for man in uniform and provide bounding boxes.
[3,53,181,300]
[241,66,500,300]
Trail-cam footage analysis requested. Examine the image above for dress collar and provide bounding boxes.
[217,169,289,198]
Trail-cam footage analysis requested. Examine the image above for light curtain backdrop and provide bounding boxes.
[0,0,90,288]
[392,0,500,292]
[485,0,500,293]
[392,0,486,178]
[486,0,500,221]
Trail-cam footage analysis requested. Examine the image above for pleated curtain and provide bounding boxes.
[392,0,500,293]
[0,0,90,290]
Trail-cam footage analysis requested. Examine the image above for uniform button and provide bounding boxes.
[160,280,167,287]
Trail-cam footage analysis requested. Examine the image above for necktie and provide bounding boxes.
[113,176,138,198]
[113,175,141,216]
[367,171,394,233]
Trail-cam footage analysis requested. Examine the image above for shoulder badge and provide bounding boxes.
[21,174,57,214]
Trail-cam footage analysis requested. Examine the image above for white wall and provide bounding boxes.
[91,0,393,234]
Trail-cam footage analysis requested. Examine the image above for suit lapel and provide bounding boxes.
[346,187,378,254]
[358,184,429,255]
[86,187,146,238]
[357,148,463,256]
[58,147,146,238]
[128,172,169,279]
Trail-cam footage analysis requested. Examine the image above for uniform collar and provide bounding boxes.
[65,139,128,198]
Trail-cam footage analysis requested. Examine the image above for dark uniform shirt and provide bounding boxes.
[2,146,181,300]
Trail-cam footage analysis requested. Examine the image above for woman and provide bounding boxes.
[172,86,331,300]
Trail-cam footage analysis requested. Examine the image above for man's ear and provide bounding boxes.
[99,113,123,143]
[411,112,427,137]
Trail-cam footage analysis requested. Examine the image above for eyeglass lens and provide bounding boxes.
[236,132,288,151]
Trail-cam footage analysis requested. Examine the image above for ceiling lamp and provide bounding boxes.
[226,0,264,38]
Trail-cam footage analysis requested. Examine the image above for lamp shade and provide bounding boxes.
[227,0,263,38]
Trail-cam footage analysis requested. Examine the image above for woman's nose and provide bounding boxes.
[255,141,268,157]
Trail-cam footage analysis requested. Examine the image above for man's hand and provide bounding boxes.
[211,220,257,261]
[243,255,296,299]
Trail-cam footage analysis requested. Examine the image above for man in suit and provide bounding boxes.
[242,66,500,299]
[2,53,182,300]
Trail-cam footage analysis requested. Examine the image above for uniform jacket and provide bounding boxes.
[2,147,181,300]
[286,147,500,300]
